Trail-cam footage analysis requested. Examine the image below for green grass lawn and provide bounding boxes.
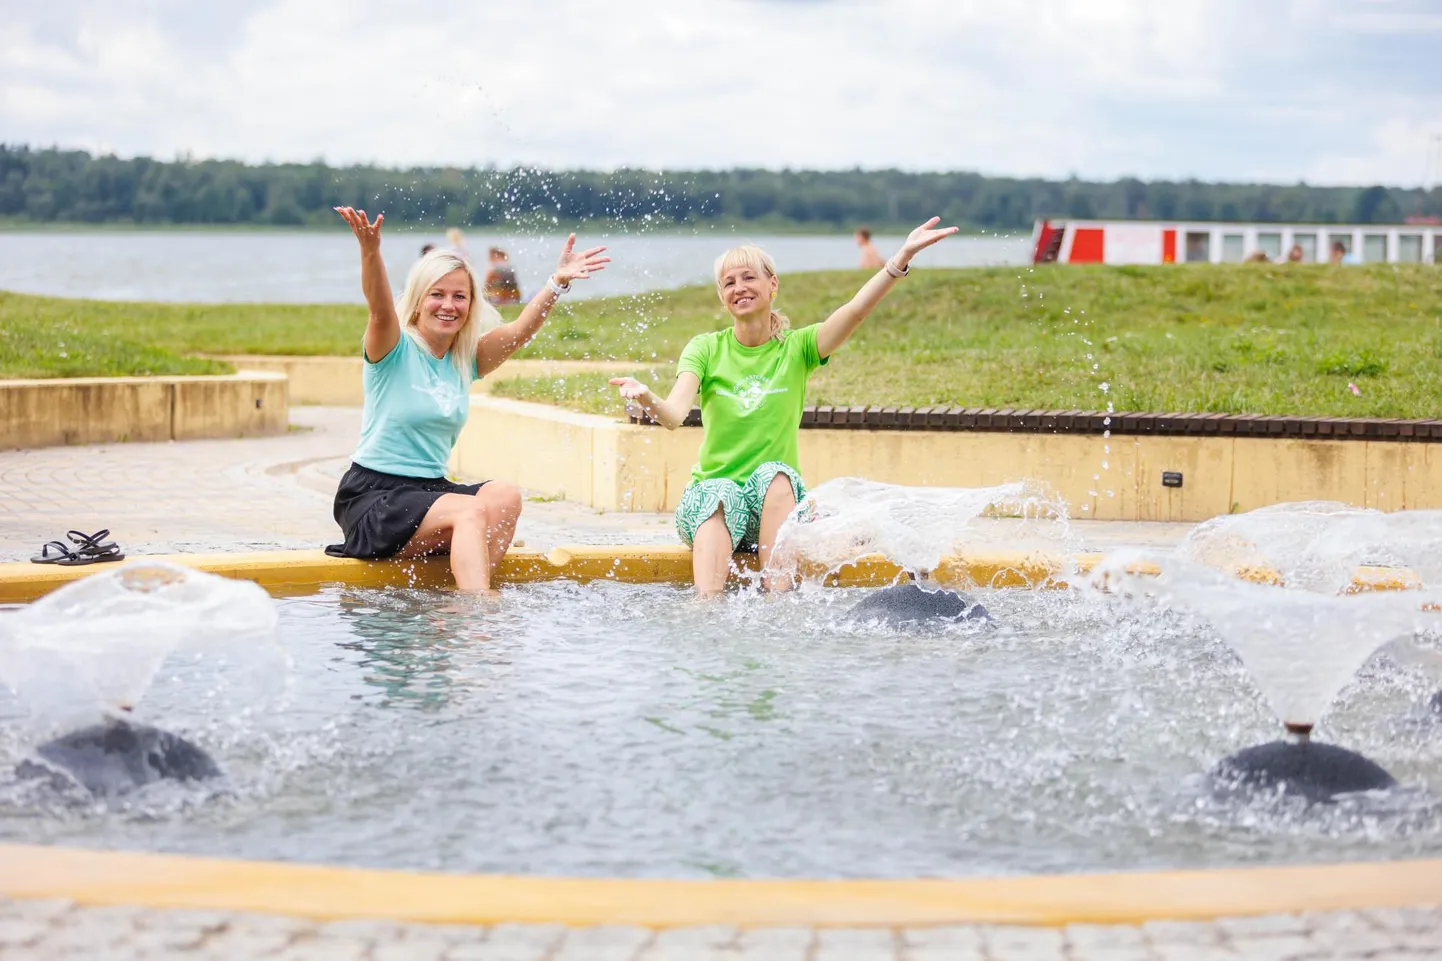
[4,263,1441,416]
[497,263,1442,419]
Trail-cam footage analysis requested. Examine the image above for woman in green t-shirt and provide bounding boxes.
[611,218,958,596]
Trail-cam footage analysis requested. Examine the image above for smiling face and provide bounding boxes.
[717,261,778,323]
[416,267,473,340]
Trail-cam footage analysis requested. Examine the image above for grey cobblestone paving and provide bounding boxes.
[2,897,1439,960]
[0,407,680,565]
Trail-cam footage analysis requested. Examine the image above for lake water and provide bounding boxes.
[0,229,1030,304]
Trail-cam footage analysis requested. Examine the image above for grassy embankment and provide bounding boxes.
[2,264,1440,417]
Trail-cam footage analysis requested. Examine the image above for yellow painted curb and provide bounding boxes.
[0,548,1424,604]
[0,547,1085,604]
[0,548,683,604]
[0,845,1437,927]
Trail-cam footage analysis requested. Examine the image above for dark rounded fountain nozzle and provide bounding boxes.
[843,581,991,629]
[1428,691,1442,716]
[14,716,222,798]
[1208,729,1396,804]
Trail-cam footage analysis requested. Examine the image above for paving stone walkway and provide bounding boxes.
[0,407,681,565]
[2,897,1440,960]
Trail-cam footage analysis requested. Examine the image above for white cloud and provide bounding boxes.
[0,0,1438,185]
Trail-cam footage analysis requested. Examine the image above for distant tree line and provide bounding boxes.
[2,144,1438,231]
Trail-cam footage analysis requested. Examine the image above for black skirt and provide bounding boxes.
[326,462,489,560]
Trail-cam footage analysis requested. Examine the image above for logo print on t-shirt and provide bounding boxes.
[717,374,787,413]
[412,369,465,417]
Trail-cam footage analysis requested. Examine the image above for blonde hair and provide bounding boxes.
[393,249,501,383]
[713,244,790,341]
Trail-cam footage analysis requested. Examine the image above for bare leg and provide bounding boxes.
[479,483,522,562]
[397,483,523,592]
[692,510,734,597]
[757,473,798,593]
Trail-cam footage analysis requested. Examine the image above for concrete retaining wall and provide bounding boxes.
[0,372,288,450]
[452,396,1442,521]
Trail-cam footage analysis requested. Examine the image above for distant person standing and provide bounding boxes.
[1286,243,1304,263]
[484,248,524,306]
[1329,240,1357,265]
[446,228,471,262]
[853,227,885,270]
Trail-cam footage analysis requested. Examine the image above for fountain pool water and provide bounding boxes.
[2,570,1440,878]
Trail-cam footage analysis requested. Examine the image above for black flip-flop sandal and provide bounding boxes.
[31,540,79,565]
[67,529,117,552]
[67,529,116,551]
[55,529,126,566]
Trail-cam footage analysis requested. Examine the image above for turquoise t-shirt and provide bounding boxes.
[351,333,477,478]
[677,323,828,485]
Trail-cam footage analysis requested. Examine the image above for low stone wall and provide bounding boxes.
[0,372,288,450]
[213,355,362,406]
[213,355,630,406]
[452,397,1442,521]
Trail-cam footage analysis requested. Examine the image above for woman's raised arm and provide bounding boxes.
[610,372,700,431]
[815,216,958,359]
[476,233,610,377]
[335,206,401,363]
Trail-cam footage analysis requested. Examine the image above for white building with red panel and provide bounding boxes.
[1030,218,1442,266]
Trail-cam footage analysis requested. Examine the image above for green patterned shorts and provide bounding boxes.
[674,462,807,551]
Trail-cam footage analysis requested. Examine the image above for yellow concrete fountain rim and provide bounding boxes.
[0,844,1438,927]
[0,546,1426,604]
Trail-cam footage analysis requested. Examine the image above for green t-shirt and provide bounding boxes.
[677,323,828,485]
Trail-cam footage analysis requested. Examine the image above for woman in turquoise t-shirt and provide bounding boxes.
[329,206,609,593]
[610,218,957,596]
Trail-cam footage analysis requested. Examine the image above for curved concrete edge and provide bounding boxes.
[0,547,1085,603]
[0,547,1421,604]
[0,844,1437,927]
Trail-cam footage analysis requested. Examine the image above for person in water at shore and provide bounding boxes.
[854,226,885,269]
[484,247,524,306]
[610,217,957,596]
[329,206,609,592]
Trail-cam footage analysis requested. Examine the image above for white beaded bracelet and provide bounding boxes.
[547,275,571,296]
[885,259,910,279]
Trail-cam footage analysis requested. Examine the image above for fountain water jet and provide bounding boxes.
[1099,502,1442,802]
[773,477,1073,628]
[0,562,279,797]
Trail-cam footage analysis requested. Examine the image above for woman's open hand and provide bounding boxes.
[897,216,959,263]
[553,233,611,286]
[335,206,383,252]
[608,376,650,400]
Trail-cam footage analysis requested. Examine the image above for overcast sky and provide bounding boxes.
[2,0,1440,186]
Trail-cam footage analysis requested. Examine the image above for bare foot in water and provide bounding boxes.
[439,590,502,615]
